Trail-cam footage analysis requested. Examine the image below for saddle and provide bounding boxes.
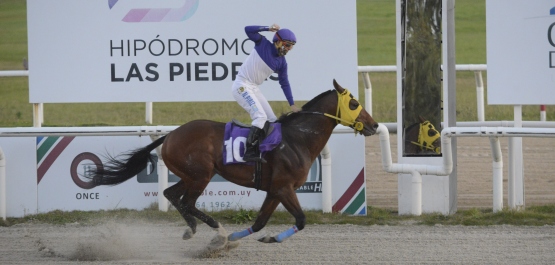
[223,120,282,165]
[223,120,282,190]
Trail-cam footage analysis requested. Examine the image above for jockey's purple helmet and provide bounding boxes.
[273,29,296,44]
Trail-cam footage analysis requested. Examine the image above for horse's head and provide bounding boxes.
[332,79,378,136]
[407,116,441,154]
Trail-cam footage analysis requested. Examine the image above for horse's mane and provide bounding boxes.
[277,89,334,123]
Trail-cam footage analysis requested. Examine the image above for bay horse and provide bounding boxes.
[89,79,378,250]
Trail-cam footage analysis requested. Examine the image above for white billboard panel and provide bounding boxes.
[487,0,555,105]
[27,0,358,103]
[1,131,366,216]
[2,138,37,217]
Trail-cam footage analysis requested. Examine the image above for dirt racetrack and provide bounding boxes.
[1,221,555,264]
[1,135,554,264]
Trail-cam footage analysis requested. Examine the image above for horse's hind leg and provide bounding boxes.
[180,179,229,250]
[163,181,197,240]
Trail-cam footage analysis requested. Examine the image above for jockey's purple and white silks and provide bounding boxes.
[232,83,277,129]
[231,25,295,129]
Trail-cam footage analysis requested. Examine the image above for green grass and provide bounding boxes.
[0,0,27,70]
[3,205,555,227]
[454,1,487,64]
[357,0,396,66]
[357,0,487,65]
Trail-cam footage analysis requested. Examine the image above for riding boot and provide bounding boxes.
[243,126,264,162]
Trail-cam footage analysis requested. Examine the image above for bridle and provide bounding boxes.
[410,120,441,154]
[325,89,364,132]
[293,89,365,135]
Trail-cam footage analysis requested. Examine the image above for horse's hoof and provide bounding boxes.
[257,235,278,243]
[225,240,241,251]
[207,233,228,251]
[182,228,194,240]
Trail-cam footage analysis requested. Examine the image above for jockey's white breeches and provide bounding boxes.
[232,81,277,129]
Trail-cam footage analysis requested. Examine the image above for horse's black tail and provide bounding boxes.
[89,135,167,186]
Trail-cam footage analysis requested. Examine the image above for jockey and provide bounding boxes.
[231,24,300,162]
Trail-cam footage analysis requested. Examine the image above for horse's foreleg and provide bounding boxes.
[258,188,305,243]
[228,194,280,242]
[258,226,300,243]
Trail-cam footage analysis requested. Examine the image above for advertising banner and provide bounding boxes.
[487,0,555,104]
[27,0,358,103]
[1,131,366,217]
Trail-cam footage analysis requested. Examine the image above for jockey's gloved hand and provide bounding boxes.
[270,24,280,32]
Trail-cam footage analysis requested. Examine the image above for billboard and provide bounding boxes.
[27,0,358,103]
[487,0,555,105]
[1,131,367,217]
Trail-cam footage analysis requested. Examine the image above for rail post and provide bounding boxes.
[0,146,5,220]
[474,71,485,122]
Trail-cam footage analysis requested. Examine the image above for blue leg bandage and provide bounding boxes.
[274,225,299,243]
[228,227,254,241]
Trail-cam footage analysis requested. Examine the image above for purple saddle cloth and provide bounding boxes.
[223,122,282,165]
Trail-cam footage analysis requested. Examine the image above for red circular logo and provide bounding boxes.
[70,152,103,189]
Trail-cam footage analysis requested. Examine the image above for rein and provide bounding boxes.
[291,111,362,129]
[323,113,364,132]
[288,89,364,134]
[290,111,360,133]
